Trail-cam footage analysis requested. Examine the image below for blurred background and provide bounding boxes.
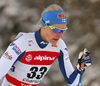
[0,0,100,86]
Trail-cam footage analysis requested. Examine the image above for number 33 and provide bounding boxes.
[27,67,47,79]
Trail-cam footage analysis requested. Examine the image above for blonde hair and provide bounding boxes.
[34,4,64,30]
[40,4,64,24]
[41,4,63,16]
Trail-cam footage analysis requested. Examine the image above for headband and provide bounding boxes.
[41,10,67,25]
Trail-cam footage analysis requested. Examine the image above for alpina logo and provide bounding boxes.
[25,54,32,62]
[34,55,56,61]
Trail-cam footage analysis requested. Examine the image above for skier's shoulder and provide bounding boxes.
[12,32,35,47]
[15,32,35,40]
[58,38,68,54]
[58,38,67,48]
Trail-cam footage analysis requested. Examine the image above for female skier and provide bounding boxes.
[0,4,92,86]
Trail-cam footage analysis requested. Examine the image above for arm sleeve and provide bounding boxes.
[0,35,26,79]
[58,39,80,86]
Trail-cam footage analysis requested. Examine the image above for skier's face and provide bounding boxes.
[40,24,66,44]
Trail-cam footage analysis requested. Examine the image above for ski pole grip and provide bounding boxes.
[81,54,85,70]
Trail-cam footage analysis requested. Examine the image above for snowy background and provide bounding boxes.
[0,0,100,86]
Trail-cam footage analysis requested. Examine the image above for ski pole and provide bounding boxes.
[79,49,86,86]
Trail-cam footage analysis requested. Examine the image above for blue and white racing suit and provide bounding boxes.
[0,30,80,86]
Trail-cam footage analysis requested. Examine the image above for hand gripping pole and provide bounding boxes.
[79,48,87,86]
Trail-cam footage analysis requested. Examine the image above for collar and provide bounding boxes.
[35,30,49,48]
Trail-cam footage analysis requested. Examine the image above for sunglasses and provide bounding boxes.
[42,19,68,33]
[48,25,68,33]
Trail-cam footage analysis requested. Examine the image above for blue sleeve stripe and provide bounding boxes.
[12,51,26,66]
[58,50,78,84]
[69,70,78,84]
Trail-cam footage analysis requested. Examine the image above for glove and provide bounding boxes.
[76,48,92,74]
